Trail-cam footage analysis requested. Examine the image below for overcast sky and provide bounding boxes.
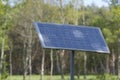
[8,0,109,7]
[84,0,109,7]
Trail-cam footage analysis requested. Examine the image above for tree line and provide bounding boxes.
[0,0,120,80]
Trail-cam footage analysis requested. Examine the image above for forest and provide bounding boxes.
[0,0,120,80]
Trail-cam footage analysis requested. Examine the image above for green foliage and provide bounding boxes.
[103,28,117,43]
[1,0,120,76]
[64,4,81,24]
[96,73,119,80]
[0,33,9,50]
[111,6,120,22]
[111,6,120,35]
[0,1,5,16]
[1,55,9,80]
[0,0,12,51]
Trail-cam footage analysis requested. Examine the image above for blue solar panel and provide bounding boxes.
[34,22,110,53]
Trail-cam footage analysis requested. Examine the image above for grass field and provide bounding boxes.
[7,75,95,80]
[3,74,119,80]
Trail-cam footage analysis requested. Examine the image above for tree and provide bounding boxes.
[9,1,47,80]
[111,5,120,77]
[50,49,53,80]
[3,0,120,79]
[0,1,10,79]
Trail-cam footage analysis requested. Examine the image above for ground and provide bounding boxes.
[5,74,119,80]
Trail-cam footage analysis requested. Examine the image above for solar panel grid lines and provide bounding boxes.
[34,22,110,53]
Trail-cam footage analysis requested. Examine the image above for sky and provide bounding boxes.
[84,0,109,7]
[8,0,109,7]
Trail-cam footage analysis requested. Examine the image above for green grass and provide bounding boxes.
[4,75,119,80]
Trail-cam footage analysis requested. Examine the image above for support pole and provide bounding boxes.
[70,50,74,80]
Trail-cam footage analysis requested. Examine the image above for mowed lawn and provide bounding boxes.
[6,75,119,80]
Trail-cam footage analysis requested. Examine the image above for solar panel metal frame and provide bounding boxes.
[34,22,110,53]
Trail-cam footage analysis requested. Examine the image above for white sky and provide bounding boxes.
[84,0,109,7]
[9,0,109,7]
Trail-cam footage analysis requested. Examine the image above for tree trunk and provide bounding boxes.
[0,33,5,76]
[40,49,45,80]
[82,1,87,79]
[118,38,120,78]
[28,24,32,80]
[81,0,85,25]
[60,50,65,80]
[111,49,115,74]
[56,50,61,73]
[77,70,80,80]
[23,40,28,80]
[106,55,110,73]
[59,0,65,79]
[50,49,53,80]
[23,23,27,80]
[23,23,32,80]
[29,53,32,80]
[23,53,26,80]
[84,53,87,80]
[9,41,13,78]
[59,0,64,23]
[100,59,106,73]
[23,69,27,80]
[93,56,97,74]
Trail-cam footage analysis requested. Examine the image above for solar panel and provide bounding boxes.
[34,22,110,53]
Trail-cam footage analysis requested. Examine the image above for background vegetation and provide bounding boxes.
[0,0,120,80]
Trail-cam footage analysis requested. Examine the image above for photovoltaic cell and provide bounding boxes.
[34,22,110,53]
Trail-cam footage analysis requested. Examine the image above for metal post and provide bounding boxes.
[70,50,74,80]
